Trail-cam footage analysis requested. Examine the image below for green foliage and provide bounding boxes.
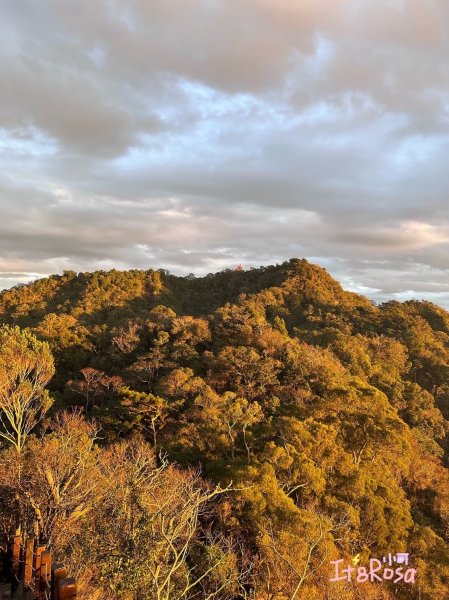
[2,259,449,597]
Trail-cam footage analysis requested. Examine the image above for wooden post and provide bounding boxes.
[24,537,35,588]
[34,545,46,600]
[51,563,68,600]
[39,550,51,600]
[59,578,77,599]
[8,532,77,600]
[11,534,22,594]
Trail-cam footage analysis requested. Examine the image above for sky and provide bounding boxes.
[1,0,449,305]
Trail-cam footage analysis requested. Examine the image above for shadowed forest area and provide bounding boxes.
[1,258,449,599]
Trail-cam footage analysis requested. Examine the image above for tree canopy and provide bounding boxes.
[1,259,449,598]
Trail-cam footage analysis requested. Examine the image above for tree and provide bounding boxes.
[120,387,175,448]
[68,367,105,411]
[111,320,141,354]
[128,346,169,391]
[171,316,211,364]
[189,388,263,463]
[70,438,246,599]
[258,515,330,599]
[20,410,100,542]
[207,346,281,401]
[0,325,54,453]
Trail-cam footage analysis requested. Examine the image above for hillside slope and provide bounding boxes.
[1,258,449,598]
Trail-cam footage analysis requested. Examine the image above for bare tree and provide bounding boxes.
[68,367,104,411]
[259,516,330,599]
[0,325,55,453]
[76,438,249,599]
[23,410,101,542]
[111,321,141,354]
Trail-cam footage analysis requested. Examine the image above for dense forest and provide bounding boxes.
[1,258,449,599]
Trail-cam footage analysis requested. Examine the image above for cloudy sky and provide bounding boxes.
[1,0,449,305]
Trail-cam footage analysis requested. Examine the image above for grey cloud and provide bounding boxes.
[1,0,449,305]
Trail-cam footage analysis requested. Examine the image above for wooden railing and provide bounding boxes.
[9,534,77,599]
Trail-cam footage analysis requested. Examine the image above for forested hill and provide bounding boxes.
[0,258,372,323]
[2,258,449,598]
